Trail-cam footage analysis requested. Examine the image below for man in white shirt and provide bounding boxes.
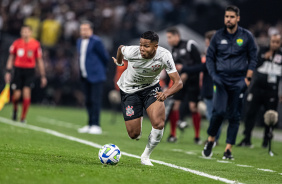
[112,31,183,165]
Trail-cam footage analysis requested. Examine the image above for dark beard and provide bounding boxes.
[226,24,236,30]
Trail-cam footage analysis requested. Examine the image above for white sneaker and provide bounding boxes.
[78,125,90,133]
[141,157,154,166]
[88,125,102,135]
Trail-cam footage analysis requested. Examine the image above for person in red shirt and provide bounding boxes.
[4,25,47,123]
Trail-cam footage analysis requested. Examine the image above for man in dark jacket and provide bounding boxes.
[238,33,282,148]
[202,5,257,159]
[76,21,109,134]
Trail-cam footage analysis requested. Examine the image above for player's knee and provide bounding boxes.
[152,121,164,130]
[128,131,141,139]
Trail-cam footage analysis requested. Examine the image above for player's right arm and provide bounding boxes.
[112,45,124,66]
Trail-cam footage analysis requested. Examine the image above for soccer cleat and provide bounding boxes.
[141,157,154,166]
[167,135,177,143]
[194,137,202,145]
[177,120,188,131]
[20,119,27,124]
[88,125,102,135]
[222,149,234,160]
[78,125,90,133]
[202,141,214,158]
[237,139,253,148]
[12,110,17,121]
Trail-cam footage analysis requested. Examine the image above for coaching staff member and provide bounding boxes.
[202,5,257,159]
[77,21,109,134]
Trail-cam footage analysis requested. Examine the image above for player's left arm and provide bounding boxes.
[245,33,258,86]
[36,45,47,88]
[156,72,183,102]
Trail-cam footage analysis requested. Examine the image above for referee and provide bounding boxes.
[5,25,47,122]
[202,5,257,159]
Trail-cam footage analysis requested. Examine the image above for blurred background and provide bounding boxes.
[0,0,282,127]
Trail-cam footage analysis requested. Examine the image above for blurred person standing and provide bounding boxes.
[77,21,109,134]
[5,25,47,122]
[166,27,202,144]
[238,33,282,148]
[202,5,257,160]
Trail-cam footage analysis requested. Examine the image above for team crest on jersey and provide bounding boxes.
[152,64,161,72]
[236,38,243,46]
[27,50,33,57]
[17,48,25,57]
[126,106,134,117]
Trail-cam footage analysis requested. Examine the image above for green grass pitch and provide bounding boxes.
[0,104,282,184]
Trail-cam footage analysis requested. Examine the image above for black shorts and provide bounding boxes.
[120,84,162,121]
[173,83,199,103]
[11,67,35,90]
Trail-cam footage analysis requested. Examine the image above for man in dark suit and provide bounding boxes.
[77,21,109,134]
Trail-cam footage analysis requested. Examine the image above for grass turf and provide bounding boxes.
[0,104,282,184]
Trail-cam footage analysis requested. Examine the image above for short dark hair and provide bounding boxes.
[21,25,32,30]
[140,31,159,43]
[205,30,216,40]
[166,27,180,36]
[80,20,94,30]
[225,5,240,16]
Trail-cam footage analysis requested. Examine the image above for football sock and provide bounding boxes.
[192,112,201,138]
[169,110,179,137]
[12,96,18,112]
[141,127,164,158]
[21,98,31,121]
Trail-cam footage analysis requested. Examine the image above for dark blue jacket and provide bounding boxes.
[206,26,257,78]
[77,35,109,83]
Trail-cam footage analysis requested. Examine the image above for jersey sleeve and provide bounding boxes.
[9,41,17,55]
[164,51,177,74]
[35,42,42,59]
[121,46,139,60]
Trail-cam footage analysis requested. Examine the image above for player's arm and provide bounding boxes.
[156,72,183,102]
[37,57,47,88]
[5,54,15,84]
[245,33,258,86]
[112,45,124,66]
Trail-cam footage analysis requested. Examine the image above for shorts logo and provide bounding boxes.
[126,105,134,117]
[152,65,161,72]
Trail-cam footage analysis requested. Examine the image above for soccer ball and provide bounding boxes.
[98,144,121,165]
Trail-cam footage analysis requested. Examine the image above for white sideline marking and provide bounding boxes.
[236,164,253,168]
[185,151,197,155]
[217,160,232,164]
[0,117,242,184]
[37,116,81,129]
[172,149,184,152]
[257,168,276,173]
[279,173,282,175]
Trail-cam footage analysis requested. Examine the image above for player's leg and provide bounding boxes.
[203,81,228,158]
[141,100,165,165]
[12,89,21,121]
[189,100,202,144]
[167,100,180,142]
[11,67,22,121]
[125,117,143,139]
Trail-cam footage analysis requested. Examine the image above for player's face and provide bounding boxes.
[80,24,93,39]
[21,27,32,39]
[139,38,158,59]
[270,35,281,51]
[166,33,180,46]
[224,11,240,30]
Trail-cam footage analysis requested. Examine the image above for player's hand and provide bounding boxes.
[5,72,11,84]
[41,76,47,88]
[180,73,188,83]
[155,92,168,102]
[176,64,183,72]
[244,78,250,87]
[112,57,124,66]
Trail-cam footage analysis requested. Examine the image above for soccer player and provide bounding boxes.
[166,27,202,144]
[202,5,257,160]
[5,25,47,122]
[238,33,282,148]
[112,31,183,166]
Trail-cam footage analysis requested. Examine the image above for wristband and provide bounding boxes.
[6,69,12,73]
[246,77,252,82]
[115,61,124,66]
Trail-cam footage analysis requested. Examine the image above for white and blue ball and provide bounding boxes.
[98,144,121,165]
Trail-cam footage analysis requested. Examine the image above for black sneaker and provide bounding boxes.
[202,141,214,158]
[223,149,234,160]
[237,139,253,148]
[167,135,177,143]
[262,139,268,148]
[194,137,202,145]
[12,110,17,121]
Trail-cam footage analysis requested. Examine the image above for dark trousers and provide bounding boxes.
[208,76,246,145]
[243,87,278,142]
[82,78,103,126]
